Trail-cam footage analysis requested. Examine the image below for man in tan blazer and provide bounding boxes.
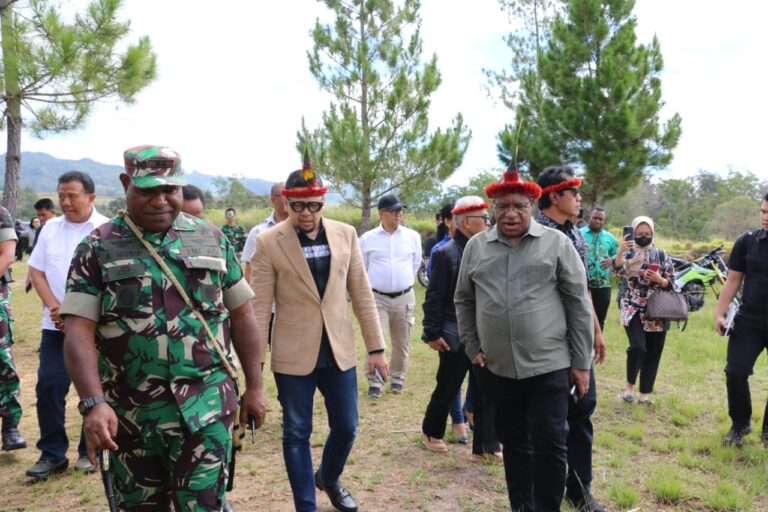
[251,160,388,512]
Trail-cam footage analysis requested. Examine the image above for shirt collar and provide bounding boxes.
[536,211,573,231]
[757,228,767,240]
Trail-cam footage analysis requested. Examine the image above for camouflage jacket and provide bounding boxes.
[60,212,254,432]
[221,223,246,254]
[0,206,17,303]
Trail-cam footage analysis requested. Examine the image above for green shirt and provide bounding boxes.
[454,220,594,379]
[60,213,254,432]
[580,227,619,288]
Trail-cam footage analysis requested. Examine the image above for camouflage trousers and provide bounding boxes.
[0,300,21,429]
[111,404,234,511]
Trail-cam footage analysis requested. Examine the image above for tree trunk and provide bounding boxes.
[360,191,371,233]
[3,105,21,218]
[1,3,21,217]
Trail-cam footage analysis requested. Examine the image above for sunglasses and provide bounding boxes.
[288,200,324,213]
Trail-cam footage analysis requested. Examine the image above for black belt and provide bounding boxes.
[372,286,412,299]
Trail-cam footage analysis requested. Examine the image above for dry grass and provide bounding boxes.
[1,260,767,511]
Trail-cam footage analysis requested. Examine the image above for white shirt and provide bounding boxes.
[28,208,109,331]
[241,211,277,263]
[359,223,421,292]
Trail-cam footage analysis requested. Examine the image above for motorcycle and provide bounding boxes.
[417,258,429,288]
[672,247,732,312]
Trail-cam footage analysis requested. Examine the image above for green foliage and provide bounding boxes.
[304,0,471,230]
[494,0,681,205]
[211,176,269,211]
[604,169,767,241]
[0,0,157,215]
[13,186,40,219]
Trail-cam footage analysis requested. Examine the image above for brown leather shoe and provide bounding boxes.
[471,451,503,463]
[421,433,448,453]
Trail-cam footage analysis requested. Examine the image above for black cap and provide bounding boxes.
[377,194,404,211]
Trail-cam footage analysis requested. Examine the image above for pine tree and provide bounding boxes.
[0,0,156,215]
[305,0,470,230]
[496,0,681,205]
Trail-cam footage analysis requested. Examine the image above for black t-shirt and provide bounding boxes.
[296,222,335,368]
[728,228,768,318]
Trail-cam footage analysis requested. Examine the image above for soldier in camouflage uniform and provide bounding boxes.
[60,145,267,511]
[221,208,245,257]
[0,206,25,452]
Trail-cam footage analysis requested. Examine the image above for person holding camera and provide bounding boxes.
[615,216,674,406]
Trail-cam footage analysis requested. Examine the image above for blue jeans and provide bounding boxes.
[35,329,87,462]
[274,366,359,512]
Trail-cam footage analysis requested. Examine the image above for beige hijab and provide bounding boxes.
[624,216,655,277]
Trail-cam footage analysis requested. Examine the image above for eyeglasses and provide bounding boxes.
[493,202,531,215]
[562,188,581,197]
[466,214,490,222]
[382,209,404,216]
[287,200,324,213]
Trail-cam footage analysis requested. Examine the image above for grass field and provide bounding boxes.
[0,259,766,511]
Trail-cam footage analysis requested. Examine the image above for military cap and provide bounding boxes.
[123,145,186,188]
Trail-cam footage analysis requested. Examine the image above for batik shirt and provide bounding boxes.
[580,227,619,288]
[536,212,588,274]
[60,213,254,432]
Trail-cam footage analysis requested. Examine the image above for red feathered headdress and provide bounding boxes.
[452,201,490,216]
[540,177,582,196]
[484,165,542,200]
[282,145,328,197]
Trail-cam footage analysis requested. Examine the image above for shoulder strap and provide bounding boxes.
[118,211,238,380]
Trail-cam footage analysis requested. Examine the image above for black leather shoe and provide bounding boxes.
[1,427,27,451]
[25,459,68,480]
[315,471,358,512]
[567,493,606,512]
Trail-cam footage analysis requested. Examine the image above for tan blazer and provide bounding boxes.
[250,218,384,376]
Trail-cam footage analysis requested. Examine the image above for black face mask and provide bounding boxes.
[635,236,652,248]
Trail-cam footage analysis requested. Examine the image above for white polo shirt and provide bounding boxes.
[28,208,109,331]
[241,211,277,263]
[359,224,421,293]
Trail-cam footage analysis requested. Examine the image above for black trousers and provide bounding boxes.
[589,287,612,332]
[476,366,569,512]
[421,348,500,454]
[566,366,596,500]
[725,313,768,432]
[624,314,667,394]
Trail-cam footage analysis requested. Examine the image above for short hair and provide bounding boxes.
[434,212,442,221]
[225,207,236,214]
[763,191,768,202]
[58,171,95,194]
[589,206,606,216]
[537,166,576,210]
[439,202,455,221]
[182,185,206,206]
[34,198,55,211]
[271,182,286,197]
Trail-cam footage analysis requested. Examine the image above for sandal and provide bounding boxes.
[620,392,634,403]
[638,398,654,405]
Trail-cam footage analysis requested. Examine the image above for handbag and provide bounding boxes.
[440,321,463,352]
[646,289,689,321]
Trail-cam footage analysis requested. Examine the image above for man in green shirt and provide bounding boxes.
[580,206,619,331]
[455,166,594,512]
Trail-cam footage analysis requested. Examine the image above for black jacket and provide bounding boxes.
[421,229,469,342]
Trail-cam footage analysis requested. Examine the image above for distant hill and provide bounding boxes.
[0,152,343,202]
[0,152,275,197]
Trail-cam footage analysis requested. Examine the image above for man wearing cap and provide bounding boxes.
[0,205,23,453]
[59,145,267,510]
[536,166,607,512]
[420,196,501,459]
[455,167,594,512]
[359,194,421,397]
[26,171,109,480]
[250,155,387,512]
[221,207,246,257]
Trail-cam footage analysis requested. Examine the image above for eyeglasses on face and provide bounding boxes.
[562,188,581,197]
[382,209,404,216]
[287,200,324,213]
[493,202,531,215]
[466,214,490,222]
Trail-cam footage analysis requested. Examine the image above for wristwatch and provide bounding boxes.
[78,396,106,416]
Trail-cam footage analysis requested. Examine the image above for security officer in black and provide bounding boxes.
[715,192,768,448]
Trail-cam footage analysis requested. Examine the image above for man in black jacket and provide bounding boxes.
[420,196,501,460]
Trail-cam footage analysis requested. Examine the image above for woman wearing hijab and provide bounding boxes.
[615,216,675,405]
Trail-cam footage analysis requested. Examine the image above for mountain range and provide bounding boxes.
[0,152,277,197]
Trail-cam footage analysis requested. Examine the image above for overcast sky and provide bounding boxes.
[19,0,766,187]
